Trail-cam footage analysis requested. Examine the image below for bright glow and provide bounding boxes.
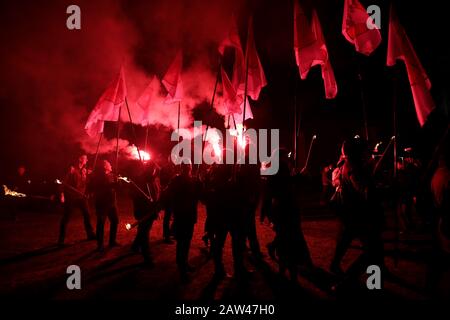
[205,129,222,160]
[55,179,62,185]
[117,176,131,183]
[125,223,132,231]
[229,124,247,149]
[3,185,26,198]
[127,145,151,161]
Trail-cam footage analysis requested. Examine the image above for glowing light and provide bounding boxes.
[126,145,151,161]
[55,179,62,185]
[229,124,247,149]
[125,223,132,231]
[117,176,131,183]
[3,185,26,198]
[205,129,222,160]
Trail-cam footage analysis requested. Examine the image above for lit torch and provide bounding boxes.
[230,124,247,149]
[127,145,151,161]
[2,185,26,198]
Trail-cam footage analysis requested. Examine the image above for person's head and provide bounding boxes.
[17,165,26,176]
[342,137,369,165]
[78,155,88,167]
[103,160,112,174]
[180,162,192,177]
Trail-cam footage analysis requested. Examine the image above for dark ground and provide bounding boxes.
[0,194,448,301]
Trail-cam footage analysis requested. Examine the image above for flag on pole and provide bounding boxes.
[162,51,183,103]
[387,5,434,126]
[221,67,243,115]
[137,76,162,126]
[85,66,127,137]
[342,0,381,56]
[236,17,267,101]
[233,97,253,125]
[294,1,338,99]
[218,16,246,92]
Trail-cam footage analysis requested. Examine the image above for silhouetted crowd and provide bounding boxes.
[3,135,450,293]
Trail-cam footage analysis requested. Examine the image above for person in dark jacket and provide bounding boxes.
[89,160,119,251]
[58,155,95,245]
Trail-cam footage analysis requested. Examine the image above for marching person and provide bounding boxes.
[161,162,202,282]
[58,155,95,246]
[427,144,450,294]
[89,160,119,251]
[209,163,249,281]
[159,157,176,244]
[130,161,160,265]
[236,159,264,261]
[329,138,384,288]
[268,149,312,282]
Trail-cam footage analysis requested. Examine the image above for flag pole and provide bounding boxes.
[125,97,143,163]
[92,132,103,171]
[357,56,369,142]
[177,101,181,142]
[294,74,298,169]
[203,62,221,147]
[242,16,251,136]
[115,105,122,176]
[144,126,149,154]
[392,69,399,267]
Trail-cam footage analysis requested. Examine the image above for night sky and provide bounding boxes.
[0,0,448,180]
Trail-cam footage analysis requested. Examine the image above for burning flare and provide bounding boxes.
[229,124,247,149]
[3,185,26,198]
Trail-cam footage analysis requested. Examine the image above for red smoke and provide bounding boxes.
[0,0,244,176]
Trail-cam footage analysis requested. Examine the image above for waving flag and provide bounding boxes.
[162,51,183,103]
[85,66,127,137]
[219,16,246,91]
[294,1,337,99]
[387,6,434,126]
[137,76,162,126]
[221,67,243,115]
[342,0,381,56]
[237,17,267,100]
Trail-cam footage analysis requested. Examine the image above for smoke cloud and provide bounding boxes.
[0,0,243,176]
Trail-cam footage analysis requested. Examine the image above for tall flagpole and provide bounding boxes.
[392,69,399,267]
[357,56,369,142]
[144,126,149,153]
[203,62,221,145]
[92,132,103,171]
[115,105,122,176]
[242,16,251,135]
[294,75,298,168]
[125,97,143,163]
[177,101,181,142]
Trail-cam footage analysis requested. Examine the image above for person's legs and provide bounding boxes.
[330,223,354,273]
[58,203,72,244]
[212,228,228,276]
[79,200,95,239]
[96,209,106,249]
[108,206,119,246]
[163,207,173,241]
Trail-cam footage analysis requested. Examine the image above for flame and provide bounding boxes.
[125,223,132,231]
[229,124,247,149]
[205,129,222,160]
[127,145,151,161]
[3,185,26,198]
